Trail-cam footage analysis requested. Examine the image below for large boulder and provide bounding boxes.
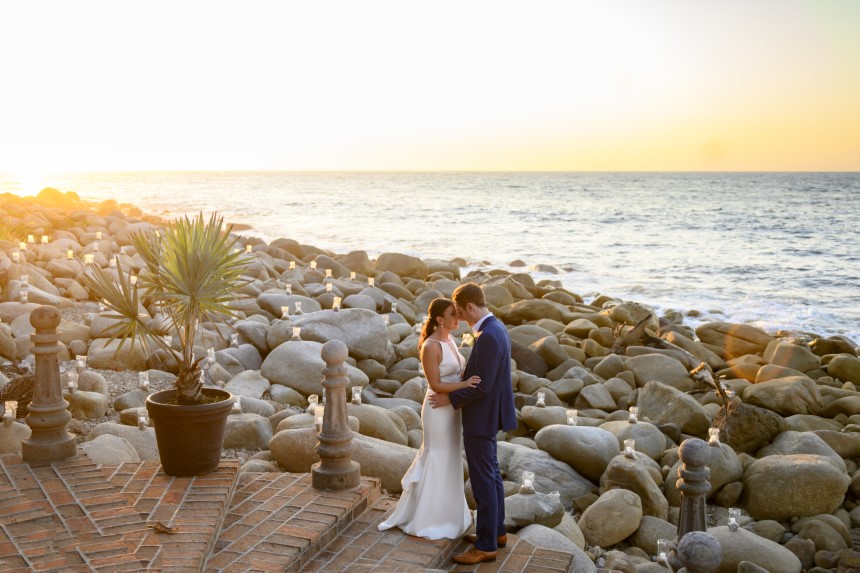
[81,435,141,465]
[374,252,427,280]
[497,441,596,509]
[743,454,849,521]
[504,492,565,530]
[85,422,159,461]
[223,413,273,450]
[711,403,787,455]
[743,376,821,416]
[828,354,860,385]
[534,425,619,482]
[578,489,643,548]
[624,354,695,391]
[756,431,845,472]
[598,420,667,462]
[86,338,148,371]
[763,340,820,373]
[225,370,270,400]
[636,381,711,437]
[695,322,774,360]
[599,454,668,519]
[261,340,369,396]
[498,299,570,325]
[709,525,802,573]
[291,308,391,363]
[346,403,408,445]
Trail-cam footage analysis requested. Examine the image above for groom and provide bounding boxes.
[429,282,517,564]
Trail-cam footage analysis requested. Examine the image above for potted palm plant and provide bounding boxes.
[82,212,249,476]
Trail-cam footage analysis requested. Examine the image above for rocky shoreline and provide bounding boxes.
[2,188,860,572]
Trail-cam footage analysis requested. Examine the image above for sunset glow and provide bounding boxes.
[1,0,858,173]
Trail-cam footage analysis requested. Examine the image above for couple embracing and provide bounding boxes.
[379,283,517,565]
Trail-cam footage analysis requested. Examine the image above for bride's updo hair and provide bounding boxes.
[419,298,455,349]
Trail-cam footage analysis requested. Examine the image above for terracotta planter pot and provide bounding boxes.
[145,388,234,476]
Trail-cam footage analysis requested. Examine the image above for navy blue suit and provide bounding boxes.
[449,314,517,551]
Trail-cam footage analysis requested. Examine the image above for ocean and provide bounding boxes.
[2,171,858,342]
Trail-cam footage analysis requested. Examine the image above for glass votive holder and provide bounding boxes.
[4,401,17,419]
[12,251,20,263]
[232,396,242,413]
[20,274,28,285]
[728,507,741,531]
[138,372,150,391]
[75,355,87,370]
[368,277,375,287]
[708,427,721,446]
[566,409,578,426]
[628,406,639,423]
[67,375,78,394]
[84,253,95,264]
[332,296,342,311]
[41,235,48,244]
[285,283,293,295]
[66,248,74,260]
[281,305,290,319]
[292,326,302,341]
[325,268,332,278]
[391,302,397,314]
[657,538,671,564]
[535,391,546,407]
[350,271,356,280]
[231,333,239,347]
[289,260,296,270]
[27,234,34,243]
[207,347,216,363]
[294,301,303,315]
[18,241,26,251]
[20,291,28,304]
[314,405,325,431]
[245,244,253,254]
[308,394,319,410]
[138,411,148,430]
[310,261,317,270]
[624,438,636,458]
[325,282,333,293]
[352,386,362,404]
[382,315,390,326]
[96,231,102,240]
[521,470,535,493]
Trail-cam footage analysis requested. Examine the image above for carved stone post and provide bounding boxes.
[676,438,711,540]
[676,530,722,573]
[22,305,76,462]
[312,340,360,490]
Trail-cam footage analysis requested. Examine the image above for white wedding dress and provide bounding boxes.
[378,336,472,539]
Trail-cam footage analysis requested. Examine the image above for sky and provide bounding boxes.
[1,0,859,173]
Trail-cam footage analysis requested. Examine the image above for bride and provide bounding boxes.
[378,297,479,539]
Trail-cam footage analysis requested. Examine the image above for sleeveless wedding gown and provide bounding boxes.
[378,336,472,539]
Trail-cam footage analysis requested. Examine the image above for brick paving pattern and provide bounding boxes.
[0,450,573,572]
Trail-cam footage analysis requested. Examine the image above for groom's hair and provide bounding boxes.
[452,282,486,309]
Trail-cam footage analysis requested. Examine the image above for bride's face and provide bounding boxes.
[437,304,459,330]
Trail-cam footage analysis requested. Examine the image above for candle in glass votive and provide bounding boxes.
[628,406,639,423]
[535,391,546,407]
[233,248,240,254]
[75,355,86,370]
[109,257,116,268]
[40,235,48,244]
[27,234,34,244]
[289,260,296,270]
[130,275,138,286]
[18,241,26,251]
[20,274,28,285]
[96,231,102,240]
[12,251,20,263]
[245,244,253,254]
[391,302,397,314]
[294,301,303,315]
[232,396,242,413]
[708,427,721,446]
[657,539,671,565]
[231,333,239,347]
[521,470,535,492]
[281,306,290,319]
[352,386,362,404]
[368,277,375,287]
[382,315,390,326]
[332,296,342,311]
[4,401,17,419]
[67,370,78,394]
[566,409,578,425]
[285,283,293,295]
[84,253,95,264]
[314,405,324,431]
[138,411,148,430]
[310,261,317,270]
[325,268,332,278]
[139,371,150,391]
[548,490,561,503]
[292,326,301,341]
[207,348,216,363]
[624,438,636,458]
[67,248,74,260]
[728,507,741,531]
[308,394,319,410]
[20,290,28,304]
[325,282,333,293]
[350,271,356,280]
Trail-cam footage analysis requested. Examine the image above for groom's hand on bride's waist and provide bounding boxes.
[429,393,451,408]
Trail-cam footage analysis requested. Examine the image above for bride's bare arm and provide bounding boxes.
[421,343,480,394]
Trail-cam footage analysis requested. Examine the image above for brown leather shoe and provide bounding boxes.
[463,533,507,548]
[452,547,498,565]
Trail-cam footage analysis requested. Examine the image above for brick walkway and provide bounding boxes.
[0,451,574,572]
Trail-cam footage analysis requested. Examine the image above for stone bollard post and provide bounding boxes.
[312,340,360,490]
[676,530,722,573]
[676,438,712,540]
[22,305,77,463]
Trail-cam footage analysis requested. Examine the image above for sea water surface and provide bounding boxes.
[2,171,858,341]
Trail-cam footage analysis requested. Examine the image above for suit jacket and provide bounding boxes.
[449,315,517,437]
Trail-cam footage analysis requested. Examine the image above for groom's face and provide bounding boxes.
[455,302,474,326]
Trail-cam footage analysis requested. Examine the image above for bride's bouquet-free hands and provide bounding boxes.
[459,376,480,390]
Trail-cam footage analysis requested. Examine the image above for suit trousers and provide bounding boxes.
[463,435,506,551]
